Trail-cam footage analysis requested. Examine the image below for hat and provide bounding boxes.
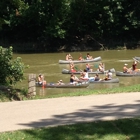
[124,63,128,66]
[59,80,63,82]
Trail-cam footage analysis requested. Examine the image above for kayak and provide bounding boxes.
[89,78,119,83]
[62,68,116,74]
[116,71,140,77]
[36,81,89,88]
[59,56,101,64]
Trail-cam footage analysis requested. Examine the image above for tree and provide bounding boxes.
[0,46,28,85]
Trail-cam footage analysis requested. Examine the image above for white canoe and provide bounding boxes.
[116,71,140,77]
[89,78,119,83]
[36,81,89,88]
[59,56,101,64]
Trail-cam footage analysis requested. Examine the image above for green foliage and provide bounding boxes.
[0,46,28,85]
[0,0,140,51]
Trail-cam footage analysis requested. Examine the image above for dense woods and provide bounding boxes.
[0,0,140,52]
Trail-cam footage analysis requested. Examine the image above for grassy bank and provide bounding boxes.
[0,84,140,102]
[43,83,140,99]
[0,117,140,140]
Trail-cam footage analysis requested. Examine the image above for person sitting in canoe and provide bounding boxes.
[66,53,73,61]
[86,63,93,72]
[80,69,94,81]
[86,53,93,60]
[57,80,65,85]
[101,70,112,81]
[123,63,132,73]
[132,60,140,72]
[69,62,77,72]
[37,74,46,85]
[70,74,80,85]
[79,53,83,60]
[38,74,44,84]
[88,73,101,82]
[94,74,100,81]
[97,62,104,72]
[80,69,89,80]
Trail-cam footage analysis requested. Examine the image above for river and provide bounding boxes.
[13,50,140,96]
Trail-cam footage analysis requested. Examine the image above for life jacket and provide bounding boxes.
[71,69,76,72]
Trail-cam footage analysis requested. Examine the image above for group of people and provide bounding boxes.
[37,74,65,86]
[123,60,140,73]
[66,53,93,61]
[69,68,113,85]
[39,68,110,86]
[69,62,105,73]
[37,68,113,86]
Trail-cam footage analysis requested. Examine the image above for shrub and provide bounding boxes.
[0,46,28,85]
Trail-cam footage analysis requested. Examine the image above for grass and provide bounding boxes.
[33,84,140,99]
[0,117,140,140]
[0,84,140,139]
[0,84,140,102]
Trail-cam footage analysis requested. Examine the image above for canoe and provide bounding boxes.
[89,78,119,83]
[59,56,101,64]
[134,57,140,61]
[116,71,140,77]
[36,81,89,88]
[62,68,115,74]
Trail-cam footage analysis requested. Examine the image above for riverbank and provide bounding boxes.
[0,84,140,102]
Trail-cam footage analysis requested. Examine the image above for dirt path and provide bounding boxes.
[0,92,140,132]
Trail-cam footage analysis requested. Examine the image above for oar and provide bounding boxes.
[74,66,83,72]
[133,58,140,63]
[94,63,99,68]
[84,56,87,60]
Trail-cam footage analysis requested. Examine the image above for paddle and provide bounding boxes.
[93,63,99,68]
[74,66,83,72]
[133,58,140,63]
[84,56,87,60]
